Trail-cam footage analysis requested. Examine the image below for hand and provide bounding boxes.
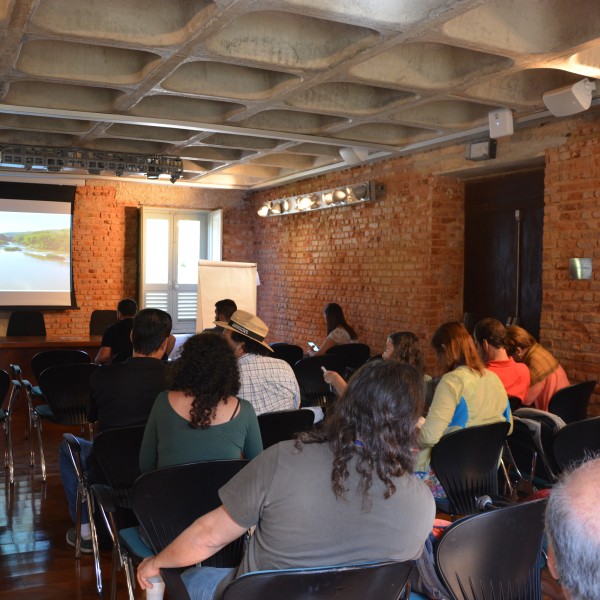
[137,556,160,590]
[322,368,346,395]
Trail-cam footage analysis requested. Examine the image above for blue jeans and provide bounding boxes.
[181,567,236,600]
[59,437,93,524]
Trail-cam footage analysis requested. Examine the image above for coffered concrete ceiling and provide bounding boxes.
[0,0,598,188]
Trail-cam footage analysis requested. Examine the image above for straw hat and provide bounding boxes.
[215,310,273,352]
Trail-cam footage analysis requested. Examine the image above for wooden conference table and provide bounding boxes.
[0,335,102,381]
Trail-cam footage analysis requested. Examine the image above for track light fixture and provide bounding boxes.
[257,181,383,217]
[0,144,183,181]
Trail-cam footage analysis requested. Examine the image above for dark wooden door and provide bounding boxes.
[464,170,544,340]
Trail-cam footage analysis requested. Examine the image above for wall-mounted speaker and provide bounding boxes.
[543,78,596,117]
[488,108,514,139]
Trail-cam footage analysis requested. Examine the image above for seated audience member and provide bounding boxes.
[416,322,512,496]
[323,331,435,406]
[504,325,570,411]
[203,299,237,334]
[545,456,600,600]
[308,302,358,356]
[139,332,262,472]
[95,298,137,364]
[60,308,172,552]
[137,360,436,600]
[217,310,300,415]
[473,318,530,403]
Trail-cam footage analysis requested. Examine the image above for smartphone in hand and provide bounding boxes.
[308,341,319,352]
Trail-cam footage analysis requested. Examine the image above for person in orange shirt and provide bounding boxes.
[473,318,530,406]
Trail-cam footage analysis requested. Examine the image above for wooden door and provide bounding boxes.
[464,170,544,340]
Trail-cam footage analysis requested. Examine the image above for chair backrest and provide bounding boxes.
[31,349,91,381]
[222,561,413,600]
[552,416,600,472]
[270,343,304,367]
[89,309,118,336]
[326,343,371,369]
[548,380,596,424]
[0,369,9,408]
[292,355,346,408]
[6,310,46,336]
[257,409,315,449]
[92,425,147,508]
[37,362,100,425]
[133,460,248,568]
[436,499,547,600]
[430,421,510,515]
[505,416,557,485]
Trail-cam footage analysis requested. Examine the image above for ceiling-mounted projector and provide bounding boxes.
[543,78,596,117]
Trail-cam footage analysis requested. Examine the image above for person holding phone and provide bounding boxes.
[308,303,358,356]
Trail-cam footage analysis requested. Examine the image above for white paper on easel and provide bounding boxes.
[197,260,257,332]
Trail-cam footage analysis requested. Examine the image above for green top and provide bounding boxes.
[139,390,263,472]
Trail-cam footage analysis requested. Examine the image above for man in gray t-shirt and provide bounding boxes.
[137,360,435,600]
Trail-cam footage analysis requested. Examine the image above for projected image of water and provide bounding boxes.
[0,211,71,291]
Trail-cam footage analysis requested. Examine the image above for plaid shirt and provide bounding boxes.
[238,353,301,415]
[524,343,559,386]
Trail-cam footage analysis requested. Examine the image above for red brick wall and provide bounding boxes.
[249,155,465,373]
[40,181,245,336]
[543,113,600,413]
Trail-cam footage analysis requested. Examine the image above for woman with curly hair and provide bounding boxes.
[139,332,262,472]
[323,331,435,407]
[415,321,512,495]
[137,360,435,599]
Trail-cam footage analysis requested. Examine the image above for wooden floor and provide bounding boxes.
[1,383,564,600]
[0,399,145,599]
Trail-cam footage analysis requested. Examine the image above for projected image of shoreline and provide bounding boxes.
[0,211,71,292]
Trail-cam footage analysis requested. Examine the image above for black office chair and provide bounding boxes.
[31,349,91,382]
[89,309,118,336]
[0,371,20,484]
[257,409,315,449]
[33,362,99,480]
[91,426,147,600]
[436,499,547,600]
[430,421,511,515]
[222,560,413,600]
[270,343,304,367]
[132,460,248,600]
[548,380,596,424]
[292,355,346,408]
[6,310,46,336]
[326,343,371,370]
[552,416,600,472]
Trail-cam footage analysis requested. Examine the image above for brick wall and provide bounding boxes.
[542,112,600,413]
[249,155,465,373]
[38,180,245,336]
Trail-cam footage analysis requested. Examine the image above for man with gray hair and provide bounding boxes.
[545,456,600,600]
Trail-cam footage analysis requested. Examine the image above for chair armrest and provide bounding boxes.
[91,483,117,514]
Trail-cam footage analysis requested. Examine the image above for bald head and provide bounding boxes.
[545,456,600,599]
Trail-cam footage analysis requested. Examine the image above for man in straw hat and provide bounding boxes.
[217,310,300,415]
